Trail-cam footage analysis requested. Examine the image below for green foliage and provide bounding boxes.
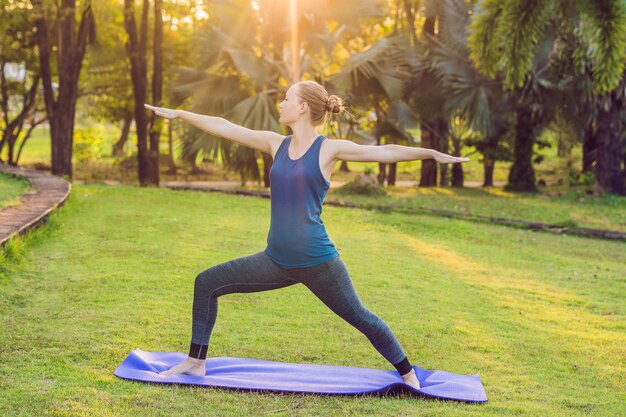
[467,0,626,93]
[73,127,105,163]
[578,0,626,93]
[498,0,556,88]
[568,171,595,186]
[467,0,504,78]
[0,236,25,281]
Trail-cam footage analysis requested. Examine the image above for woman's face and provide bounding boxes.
[278,85,305,125]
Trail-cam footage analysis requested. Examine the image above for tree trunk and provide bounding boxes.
[419,122,437,186]
[377,162,387,185]
[113,111,133,157]
[450,127,464,187]
[506,104,538,192]
[451,163,464,187]
[595,94,625,195]
[166,121,177,174]
[483,157,495,186]
[53,98,77,176]
[147,0,163,185]
[438,119,450,186]
[387,162,397,185]
[124,0,151,186]
[339,160,350,172]
[582,123,596,173]
[419,15,438,188]
[33,2,57,169]
[374,108,386,185]
[33,0,95,179]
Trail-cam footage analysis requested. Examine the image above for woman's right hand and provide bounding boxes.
[144,104,182,120]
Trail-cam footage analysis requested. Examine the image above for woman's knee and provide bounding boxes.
[351,307,387,332]
[194,266,223,292]
[336,303,372,327]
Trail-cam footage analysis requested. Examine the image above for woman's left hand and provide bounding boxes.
[433,152,470,164]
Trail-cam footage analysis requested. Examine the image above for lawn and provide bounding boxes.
[0,184,624,416]
[326,185,626,234]
[0,172,30,210]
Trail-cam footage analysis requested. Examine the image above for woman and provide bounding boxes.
[144,80,469,390]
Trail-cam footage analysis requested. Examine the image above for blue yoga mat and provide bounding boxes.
[114,349,487,402]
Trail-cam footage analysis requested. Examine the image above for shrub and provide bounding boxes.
[73,127,105,163]
[335,172,387,196]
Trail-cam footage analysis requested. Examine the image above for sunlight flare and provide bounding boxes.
[290,0,300,82]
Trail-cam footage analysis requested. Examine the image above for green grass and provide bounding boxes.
[0,172,30,209]
[11,124,182,167]
[1,185,624,416]
[326,186,626,233]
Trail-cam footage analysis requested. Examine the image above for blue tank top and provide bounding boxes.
[264,134,340,268]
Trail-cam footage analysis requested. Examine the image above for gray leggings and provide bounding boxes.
[189,251,408,368]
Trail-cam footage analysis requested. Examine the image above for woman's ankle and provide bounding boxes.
[401,368,415,378]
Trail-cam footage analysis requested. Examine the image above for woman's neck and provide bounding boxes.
[289,120,319,145]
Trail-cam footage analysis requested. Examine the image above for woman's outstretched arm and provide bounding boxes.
[332,139,470,164]
[144,104,283,155]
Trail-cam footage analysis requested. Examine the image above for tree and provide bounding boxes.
[418,4,449,187]
[148,0,163,180]
[123,0,161,186]
[173,0,385,186]
[402,0,519,188]
[0,2,47,166]
[468,0,626,195]
[32,0,96,179]
[331,34,416,186]
[79,0,134,158]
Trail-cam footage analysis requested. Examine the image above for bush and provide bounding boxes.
[568,171,595,186]
[335,173,387,196]
[73,127,105,163]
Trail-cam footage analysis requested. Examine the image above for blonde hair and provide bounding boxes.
[295,80,345,126]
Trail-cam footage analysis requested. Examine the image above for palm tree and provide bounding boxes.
[406,0,515,188]
[468,0,626,195]
[330,34,417,186]
[171,0,383,186]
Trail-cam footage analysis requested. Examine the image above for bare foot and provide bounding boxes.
[161,357,206,376]
[401,368,421,390]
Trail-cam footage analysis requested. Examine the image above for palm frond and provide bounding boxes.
[467,0,505,78]
[578,0,626,93]
[332,34,412,100]
[497,0,556,88]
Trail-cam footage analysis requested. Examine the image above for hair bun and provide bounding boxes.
[326,95,344,114]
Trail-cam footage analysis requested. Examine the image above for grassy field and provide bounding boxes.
[0,184,624,416]
[0,172,30,210]
[327,186,626,233]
